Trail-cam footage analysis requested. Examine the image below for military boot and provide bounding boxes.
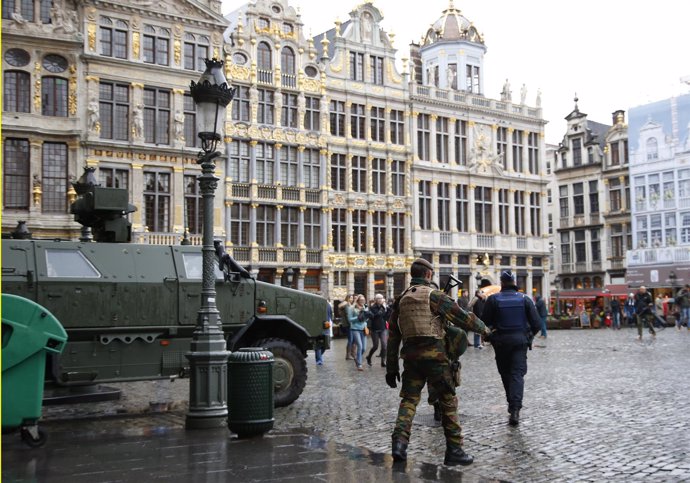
[444,444,473,466]
[391,438,408,462]
[509,408,520,426]
[433,402,442,422]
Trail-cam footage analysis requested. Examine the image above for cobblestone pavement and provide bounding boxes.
[41,328,690,481]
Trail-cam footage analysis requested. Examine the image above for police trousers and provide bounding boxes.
[493,342,528,411]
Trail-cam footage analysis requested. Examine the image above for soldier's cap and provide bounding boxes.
[412,258,433,271]
[479,278,492,288]
[500,270,516,284]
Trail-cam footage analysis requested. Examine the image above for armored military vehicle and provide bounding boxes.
[2,172,329,407]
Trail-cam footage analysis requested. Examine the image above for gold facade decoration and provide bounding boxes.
[386,59,402,85]
[33,62,42,111]
[228,63,250,81]
[32,175,42,206]
[68,65,77,115]
[330,52,344,73]
[174,40,181,65]
[133,32,140,58]
[88,24,97,51]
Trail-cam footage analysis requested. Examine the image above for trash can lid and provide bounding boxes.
[228,347,274,363]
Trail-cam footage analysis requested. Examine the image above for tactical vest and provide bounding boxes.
[494,290,528,332]
[397,285,445,340]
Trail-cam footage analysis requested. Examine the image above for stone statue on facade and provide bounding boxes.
[536,88,542,107]
[520,84,527,105]
[87,100,99,132]
[133,104,144,140]
[501,79,511,102]
[174,110,185,141]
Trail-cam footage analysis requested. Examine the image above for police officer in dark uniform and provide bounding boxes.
[481,270,541,426]
[386,258,492,466]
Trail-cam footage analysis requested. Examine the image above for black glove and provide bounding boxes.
[385,372,400,388]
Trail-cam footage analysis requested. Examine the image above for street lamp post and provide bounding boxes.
[186,58,235,429]
[554,276,561,316]
[285,267,295,287]
[387,269,395,299]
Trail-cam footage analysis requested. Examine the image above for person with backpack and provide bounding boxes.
[481,270,541,426]
[675,284,690,330]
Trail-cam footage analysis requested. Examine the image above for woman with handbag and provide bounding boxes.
[349,294,369,371]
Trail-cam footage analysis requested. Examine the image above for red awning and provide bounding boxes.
[553,289,603,300]
[602,284,631,297]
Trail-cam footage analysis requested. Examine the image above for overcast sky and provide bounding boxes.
[223,0,690,144]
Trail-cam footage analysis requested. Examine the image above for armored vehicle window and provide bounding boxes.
[45,249,101,278]
[181,252,223,279]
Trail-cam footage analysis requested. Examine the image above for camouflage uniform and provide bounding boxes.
[387,277,491,446]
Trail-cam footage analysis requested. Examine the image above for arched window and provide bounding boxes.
[42,76,68,117]
[563,278,572,290]
[4,70,31,112]
[257,42,272,70]
[573,277,582,289]
[281,46,295,75]
[646,137,658,160]
[583,277,591,289]
[593,276,603,288]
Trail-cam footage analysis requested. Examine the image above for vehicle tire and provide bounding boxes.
[253,338,306,408]
[20,427,47,448]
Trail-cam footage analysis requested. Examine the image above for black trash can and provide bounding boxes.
[227,348,274,438]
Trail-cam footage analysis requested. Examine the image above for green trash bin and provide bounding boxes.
[2,294,68,447]
[227,348,274,438]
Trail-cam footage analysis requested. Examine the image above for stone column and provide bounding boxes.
[275,205,283,248]
[492,187,500,235]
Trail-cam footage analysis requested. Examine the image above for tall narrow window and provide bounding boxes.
[2,0,16,19]
[589,180,599,214]
[474,186,492,234]
[281,92,298,128]
[455,184,468,232]
[330,153,346,191]
[183,93,197,147]
[351,156,366,193]
[184,175,203,234]
[3,138,30,209]
[390,109,404,145]
[143,171,171,232]
[143,25,169,65]
[304,208,321,249]
[281,207,299,247]
[559,185,569,217]
[257,88,274,124]
[256,206,276,246]
[143,87,170,144]
[100,17,128,59]
[497,126,508,169]
[349,52,364,81]
[255,142,275,184]
[329,100,345,136]
[575,230,586,263]
[279,146,298,186]
[436,117,449,163]
[573,183,584,215]
[514,191,525,236]
[281,46,295,77]
[370,106,385,142]
[183,33,209,71]
[4,71,31,113]
[303,148,320,189]
[530,192,542,236]
[257,42,272,70]
[232,85,250,122]
[229,140,250,183]
[332,208,347,252]
[350,103,365,139]
[512,129,524,172]
[610,140,620,166]
[371,158,386,194]
[454,119,467,165]
[417,114,430,160]
[372,211,385,253]
[391,213,405,253]
[572,138,582,166]
[20,0,34,22]
[370,55,384,85]
[352,209,367,252]
[437,182,450,231]
[466,65,480,93]
[609,178,622,211]
[42,77,68,117]
[304,96,320,131]
[561,232,571,264]
[527,132,539,174]
[591,229,600,262]
[418,181,431,230]
[230,203,250,246]
[498,189,509,235]
[391,160,405,196]
[99,81,129,140]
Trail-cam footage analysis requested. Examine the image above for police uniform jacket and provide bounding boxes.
[481,285,541,346]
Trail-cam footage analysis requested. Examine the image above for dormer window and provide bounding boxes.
[282,23,293,35]
[646,137,658,160]
[258,17,270,29]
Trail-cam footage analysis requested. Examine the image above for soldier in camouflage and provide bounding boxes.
[386,258,492,466]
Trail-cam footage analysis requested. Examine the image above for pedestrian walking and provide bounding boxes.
[469,279,492,348]
[386,258,491,466]
[314,301,333,365]
[610,297,621,330]
[675,284,690,330]
[624,293,636,327]
[365,294,389,367]
[348,294,369,371]
[635,286,656,340]
[481,270,541,426]
[338,294,356,360]
[534,294,548,338]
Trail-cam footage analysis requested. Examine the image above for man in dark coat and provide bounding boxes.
[634,286,656,340]
[481,270,541,426]
[534,294,548,338]
[469,279,493,349]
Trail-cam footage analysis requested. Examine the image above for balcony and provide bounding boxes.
[132,231,201,245]
[439,232,453,246]
[282,187,300,201]
[516,237,527,249]
[281,73,297,88]
[257,185,277,200]
[232,183,250,198]
[258,248,276,262]
[231,247,250,262]
[283,248,300,263]
[305,189,320,203]
[476,234,495,248]
[257,69,273,85]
